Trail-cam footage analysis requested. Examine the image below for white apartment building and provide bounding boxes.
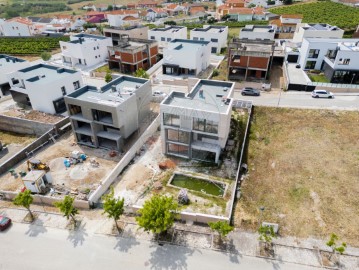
[0,55,29,98]
[240,25,276,41]
[293,23,344,43]
[7,64,83,114]
[162,39,211,76]
[0,17,37,36]
[160,79,235,163]
[299,38,359,84]
[190,25,228,54]
[60,34,112,67]
[106,10,139,27]
[64,76,152,151]
[148,26,187,51]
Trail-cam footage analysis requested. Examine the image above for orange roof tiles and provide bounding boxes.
[281,14,303,19]
[107,9,138,15]
[7,17,33,26]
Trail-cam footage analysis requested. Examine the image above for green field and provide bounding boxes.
[270,1,359,31]
[0,37,70,55]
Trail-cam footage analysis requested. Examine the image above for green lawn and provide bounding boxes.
[270,1,359,31]
[308,73,330,83]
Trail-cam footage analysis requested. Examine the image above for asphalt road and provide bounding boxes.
[0,223,318,270]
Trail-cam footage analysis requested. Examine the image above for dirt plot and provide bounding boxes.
[0,132,120,194]
[234,107,359,246]
[3,110,64,124]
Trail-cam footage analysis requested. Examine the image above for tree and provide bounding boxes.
[40,52,51,61]
[54,195,79,226]
[105,71,112,83]
[326,233,347,260]
[258,224,277,251]
[208,221,234,242]
[102,187,124,232]
[248,3,256,8]
[134,68,149,79]
[136,195,178,237]
[212,69,219,77]
[13,190,34,221]
[221,14,230,21]
[107,4,113,11]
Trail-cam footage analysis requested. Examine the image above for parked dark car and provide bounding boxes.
[241,87,261,96]
[0,215,12,231]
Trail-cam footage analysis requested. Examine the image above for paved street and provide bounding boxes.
[1,222,318,270]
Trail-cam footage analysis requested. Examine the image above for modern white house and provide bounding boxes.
[298,38,359,84]
[0,55,29,98]
[160,79,235,163]
[0,17,37,36]
[240,25,276,41]
[162,39,211,76]
[60,33,112,68]
[106,10,139,27]
[148,26,187,51]
[292,23,344,43]
[64,76,152,151]
[7,64,83,114]
[190,25,228,54]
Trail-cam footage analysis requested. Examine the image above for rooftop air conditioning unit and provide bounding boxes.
[111,85,117,92]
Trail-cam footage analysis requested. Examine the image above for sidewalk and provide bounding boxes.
[1,205,358,270]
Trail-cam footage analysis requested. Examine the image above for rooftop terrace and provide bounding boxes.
[241,25,275,33]
[168,39,210,52]
[162,80,234,113]
[68,33,108,44]
[0,55,25,67]
[192,25,227,34]
[67,76,148,106]
[18,64,78,85]
[150,26,185,33]
[303,23,341,31]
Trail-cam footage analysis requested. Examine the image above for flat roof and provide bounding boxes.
[192,25,227,34]
[18,64,78,85]
[69,33,108,44]
[304,23,341,31]
[304,38,359,51]
[163,80,234,113]
[168,39,210,52]
[241,25,275,33]
[67,75,148,106]
[0,55,25,68]
[150,26,186,33]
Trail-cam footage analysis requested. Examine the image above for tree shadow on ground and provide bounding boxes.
[114,236,140,253]
[67,221,88,247]
[25,218,47,237]
[148,243,195,270]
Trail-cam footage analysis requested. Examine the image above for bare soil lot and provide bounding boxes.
[234,107,359,246]
[0,132,120,197]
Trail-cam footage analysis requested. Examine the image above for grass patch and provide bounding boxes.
[235,107,359,246]
[211,59,228,81]
[94,64,110,73]
[270,1,359,32]
[308,73,330,83]
[0,131,35,145]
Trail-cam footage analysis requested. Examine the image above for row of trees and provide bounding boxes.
[12,190,347,259]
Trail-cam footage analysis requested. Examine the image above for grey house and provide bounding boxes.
[160,79,235,163]
[64,75,151,151]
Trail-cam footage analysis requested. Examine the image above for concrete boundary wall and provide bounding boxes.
[0,114,54,136]
[0,191,90,209]
[0,117,70,175]
[147,59,163,76]
[88,115,161,204]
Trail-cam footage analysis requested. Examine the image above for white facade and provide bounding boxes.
[106,11,139,27]
[293,23,344,43]
[160,80,235,163]
[0,19,36,36]
[7,64,83,114]
[0,55,29,97]
[240,25,276,40]
[190,25,228,54]
[60,34,112,68]
[148,26,187,50]
[299,38,359,71]
[163,39,211,76]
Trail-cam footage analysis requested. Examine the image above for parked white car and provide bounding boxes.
[311,90,334,99]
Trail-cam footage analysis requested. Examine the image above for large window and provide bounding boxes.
[211,38,218,42]
[166,129,190,144]
[305,61,316,70]
[73,81,80,90]
[163,113,180,127]
[193,118,218,134]
[308,49,320,59]
[167,143,189,157]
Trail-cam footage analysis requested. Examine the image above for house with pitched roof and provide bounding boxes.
[165,3,185,16]
[0,17,37,36]
[270,14,303,34]
[106,10,139,27]
[144,8,168,21]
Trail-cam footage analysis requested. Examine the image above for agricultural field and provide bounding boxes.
[0,37,69,55]
[270,1,359,31]
[234,107,359,246]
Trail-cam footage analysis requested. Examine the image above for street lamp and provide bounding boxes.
[259,206,265,228]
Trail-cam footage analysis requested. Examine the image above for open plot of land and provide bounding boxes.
[0,131,35,164]
[234,107,359,246]
[0,131,121,197]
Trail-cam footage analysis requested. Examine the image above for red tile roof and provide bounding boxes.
[166,3,178,10]
[281,14,303,19]
[123,16,140,21]
[228,8,253,15]
[7,17,33,26]
[106,9,138,15]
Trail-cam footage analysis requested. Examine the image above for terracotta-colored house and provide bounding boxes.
[84,11,106,23]
[137,0,158,8]
[107,35,159,73]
